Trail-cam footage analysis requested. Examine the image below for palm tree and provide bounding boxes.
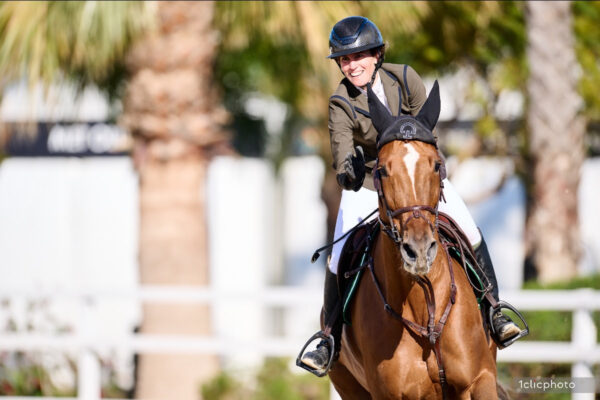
[0,2,151,97]
[524,1,585,283]
[0,2,225,399]
[120,2,227,399]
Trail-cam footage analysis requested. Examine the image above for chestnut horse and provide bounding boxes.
[327,82,502,400]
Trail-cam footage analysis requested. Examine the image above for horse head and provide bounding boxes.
[368,81,444,276]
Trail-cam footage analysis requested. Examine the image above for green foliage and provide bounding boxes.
[0,1,154,99]
[573,1,600,120]
[201,371,242,400]
[522,274,600,342]
[385,1,526,78]
[214,31,308,158]
[519,310,572,342]
[201,358,329,400]
[0,352,75,397]
[0,351,131,398]
[216,34,309,111]
[523,273,600,290]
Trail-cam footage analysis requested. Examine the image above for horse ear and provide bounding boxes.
[367,83,395,135]
[416,80,441,131]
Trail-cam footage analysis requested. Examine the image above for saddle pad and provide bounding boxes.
[337,219,379,324]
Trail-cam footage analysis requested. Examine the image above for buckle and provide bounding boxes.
[488,300,529,349]
[296,331,335,377]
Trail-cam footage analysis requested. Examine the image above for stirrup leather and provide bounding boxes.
[488,300,529,349]
[296,331,335,377]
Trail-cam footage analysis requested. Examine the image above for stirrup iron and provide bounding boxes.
[488,300,529,349]
[296,331,335,377]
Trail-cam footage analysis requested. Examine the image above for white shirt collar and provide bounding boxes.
[356,72,390,113]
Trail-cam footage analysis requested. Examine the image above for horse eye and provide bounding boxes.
[377,166,388,177]
[434,161,441,173]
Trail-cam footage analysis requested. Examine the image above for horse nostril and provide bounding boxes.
[402,243,417,260]
[427,241,438,260]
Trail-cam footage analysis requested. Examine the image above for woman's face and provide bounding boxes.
[338,50,378,89]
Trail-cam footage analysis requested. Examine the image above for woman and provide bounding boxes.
[299,16,522,375]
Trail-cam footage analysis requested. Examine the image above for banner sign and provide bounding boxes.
[5,122,131,157]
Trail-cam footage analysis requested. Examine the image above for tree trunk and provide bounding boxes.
[121,2,229,399]
[525,1,585,284]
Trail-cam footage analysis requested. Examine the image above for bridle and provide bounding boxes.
[373,152,445,247]
[370,142,456,400]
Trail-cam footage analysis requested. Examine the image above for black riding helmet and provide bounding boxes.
[328,16,385,84]
[328,16,384,58]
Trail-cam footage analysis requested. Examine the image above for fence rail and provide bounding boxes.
[0,286,598,400]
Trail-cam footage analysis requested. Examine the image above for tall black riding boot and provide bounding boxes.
[300,268,343,373]
[475,237,521,345]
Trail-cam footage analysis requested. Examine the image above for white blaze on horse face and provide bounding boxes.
[402,142,419,200]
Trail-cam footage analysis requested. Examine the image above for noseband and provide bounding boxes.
[373,158,444,246]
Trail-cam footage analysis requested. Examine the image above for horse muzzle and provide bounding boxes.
[400,236,438,276]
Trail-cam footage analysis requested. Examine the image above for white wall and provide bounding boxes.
[0,157,140,389]
[280,156,328,343]
[579,158,600,275]
[206,155,327,369]
[206,156,274,370]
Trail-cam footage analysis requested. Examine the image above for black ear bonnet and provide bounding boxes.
[367,80,441,150]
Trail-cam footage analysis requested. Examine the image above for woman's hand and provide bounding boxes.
[337,146,365,191]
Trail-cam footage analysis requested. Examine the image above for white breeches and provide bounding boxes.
[328,179,481,274]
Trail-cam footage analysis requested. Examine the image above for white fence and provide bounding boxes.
[0,287,598,400]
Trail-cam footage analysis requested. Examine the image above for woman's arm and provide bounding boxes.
[328,98,356,176]
[405,65,427,116]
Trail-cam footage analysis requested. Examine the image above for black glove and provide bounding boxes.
[336,146,365,191]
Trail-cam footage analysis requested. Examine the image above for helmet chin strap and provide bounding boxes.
[369,49,385,86]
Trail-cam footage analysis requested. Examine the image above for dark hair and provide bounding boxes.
[335,46,385,62]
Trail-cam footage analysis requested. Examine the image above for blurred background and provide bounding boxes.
[0,1,598,400]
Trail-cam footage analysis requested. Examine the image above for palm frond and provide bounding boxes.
[0,1,155,91]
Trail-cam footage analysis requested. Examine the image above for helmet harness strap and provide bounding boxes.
[370,47,385,86]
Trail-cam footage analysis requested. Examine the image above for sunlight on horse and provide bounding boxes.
[378,141,440,276]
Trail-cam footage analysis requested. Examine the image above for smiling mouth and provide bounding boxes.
[350,71,363,77]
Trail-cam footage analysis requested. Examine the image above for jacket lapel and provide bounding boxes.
[351,90,370,117]
[380,70,400,117]
[343,79,369,117]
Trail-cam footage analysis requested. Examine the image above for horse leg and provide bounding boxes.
[329,362,372,400]
[463,370,498,400]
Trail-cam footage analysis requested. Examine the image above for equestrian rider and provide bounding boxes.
[300,16,524,374]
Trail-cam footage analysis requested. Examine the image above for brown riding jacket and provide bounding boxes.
[328,63,427,190]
